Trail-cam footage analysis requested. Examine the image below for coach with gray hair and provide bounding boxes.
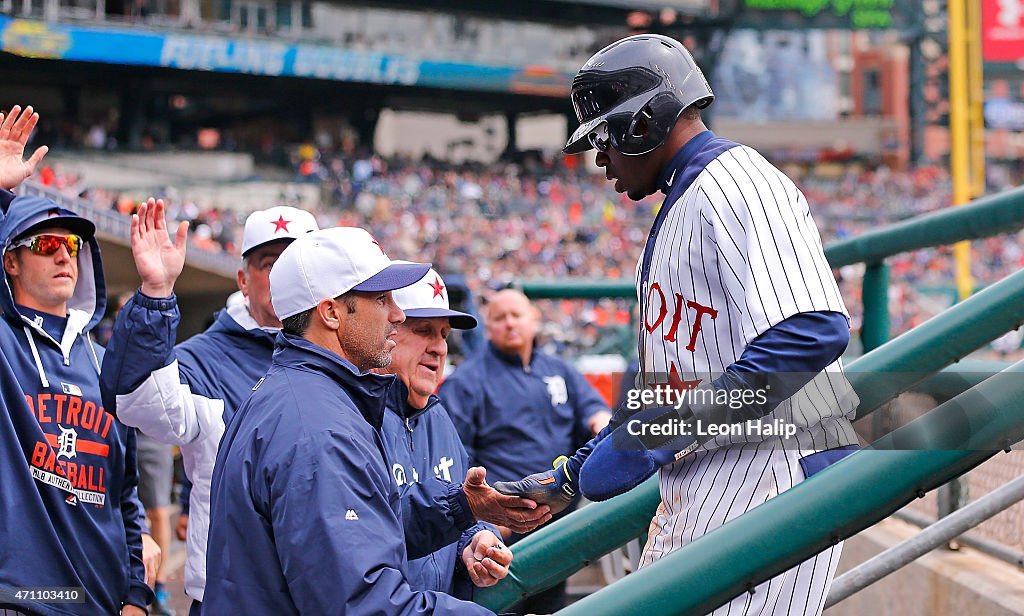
[203,227,497,615]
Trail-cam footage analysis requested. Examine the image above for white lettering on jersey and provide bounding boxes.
[392,463,407,486]
[434,456,454,482]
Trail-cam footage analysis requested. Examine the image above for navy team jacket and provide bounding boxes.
[440,342,609,483]
[204,332,494,615]
[382,379,499,599]
[0,194,151,615]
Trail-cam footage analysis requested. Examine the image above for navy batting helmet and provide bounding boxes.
[564,34,714,156]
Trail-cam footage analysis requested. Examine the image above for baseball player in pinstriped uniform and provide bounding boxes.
[495,34,861,615]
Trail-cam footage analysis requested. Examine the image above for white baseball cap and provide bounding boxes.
[240,206,319,256]
[392,265,477,330]
[270,227,430,320]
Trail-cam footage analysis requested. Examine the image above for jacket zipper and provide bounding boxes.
[405,417,415,452]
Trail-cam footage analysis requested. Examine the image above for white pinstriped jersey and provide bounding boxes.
[635,134,859,452]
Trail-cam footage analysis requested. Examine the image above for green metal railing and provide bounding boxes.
[480,366,1024,615]
[821,185,1024,268]
[486,186,1024,613]
[558,363,1024,616]
[519,279,635,300]
[912,359,1010,401]
[476,267,1024,612]
[847,267,1024,419]
[845,185,1024,351]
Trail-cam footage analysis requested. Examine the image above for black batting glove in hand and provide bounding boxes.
[493,456,578,516]
[462,467,551,533]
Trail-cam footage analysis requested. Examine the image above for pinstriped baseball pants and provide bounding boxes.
[641,443,843,616]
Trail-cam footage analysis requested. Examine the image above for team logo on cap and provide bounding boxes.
[429,276,445,299]
[271,216,291,233]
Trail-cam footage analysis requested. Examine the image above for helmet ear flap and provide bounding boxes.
[628,106,654,139]
[609,94,684,156]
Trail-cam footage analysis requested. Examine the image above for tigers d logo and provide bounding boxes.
[543,375,568,406]
[56,426,78,460]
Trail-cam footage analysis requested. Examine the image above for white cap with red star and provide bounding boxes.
[391,263,478,330]
[270,228,430,320]
[240,206,319,257]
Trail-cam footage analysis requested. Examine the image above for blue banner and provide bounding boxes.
[0,17,571,96]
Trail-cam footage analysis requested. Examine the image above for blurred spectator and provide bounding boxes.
[439,289,611,614]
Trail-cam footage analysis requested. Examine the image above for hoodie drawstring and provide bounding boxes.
[85,333,101,376]
[23,326,50,389]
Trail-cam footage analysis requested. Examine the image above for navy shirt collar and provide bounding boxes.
[657,130,716,193]
[384,375,440,421]
[487,341,536,368]
[273,331,396,430]
[17,304,68,341]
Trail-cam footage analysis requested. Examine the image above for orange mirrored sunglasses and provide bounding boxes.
[11,233,84,257]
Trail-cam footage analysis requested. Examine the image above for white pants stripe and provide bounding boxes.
[641,443,843,616]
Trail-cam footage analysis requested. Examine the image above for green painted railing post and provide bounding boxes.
[555,362,1024,616]
[860,261,890,353]
[485,187,1024,612]
[480,268,1024,613]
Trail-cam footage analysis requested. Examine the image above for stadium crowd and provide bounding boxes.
[5,93,1023,616]
[32,147,1024,360]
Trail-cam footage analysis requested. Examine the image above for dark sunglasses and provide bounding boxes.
[11,233,84,257]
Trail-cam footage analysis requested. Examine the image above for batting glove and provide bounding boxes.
[579,405,700,502]
[493,456,578,516]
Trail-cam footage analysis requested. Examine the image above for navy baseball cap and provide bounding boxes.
[11,199,95,242]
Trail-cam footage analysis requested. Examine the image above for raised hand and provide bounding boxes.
[132,198,189,298]
[463,466,552,533]
[0,105,48,190]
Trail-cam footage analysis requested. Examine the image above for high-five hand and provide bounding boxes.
[132,198,189,298]
[0,105,48,190]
